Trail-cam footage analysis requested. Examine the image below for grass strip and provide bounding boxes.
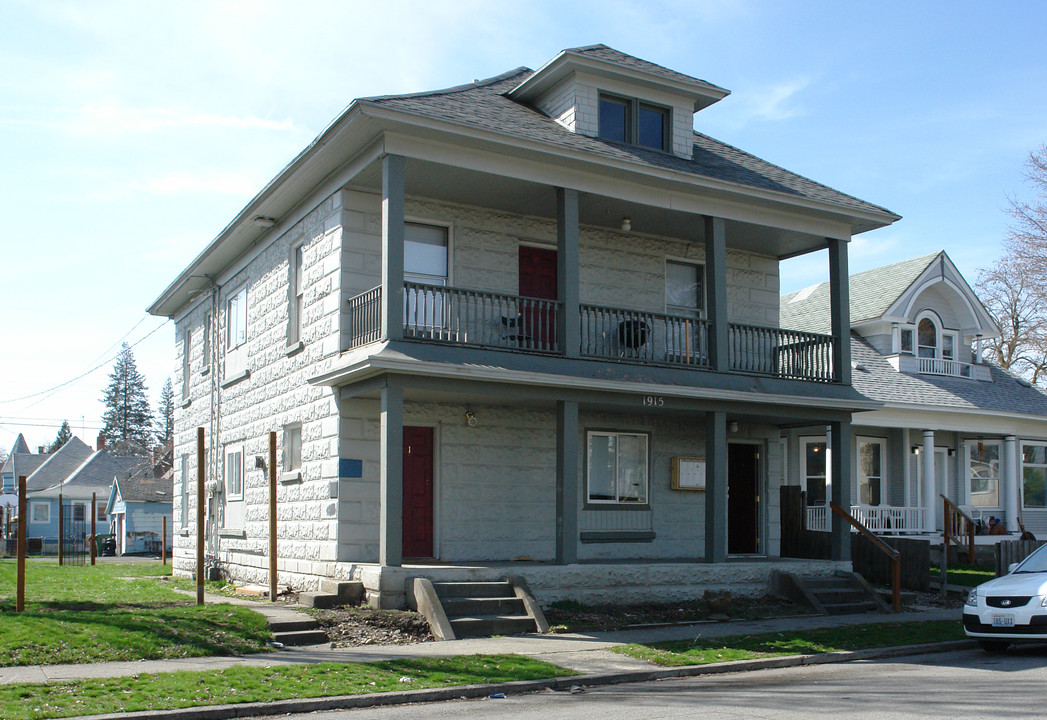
[612,620,964,667]
[0,654,574,720]
[930,565,995,588]
[0,560,272,666]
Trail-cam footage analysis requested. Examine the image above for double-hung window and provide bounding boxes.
[800,437,829,505]
[181,329,191,400]
[404,223,449,330]
[1022,443,1047,509]
[288,245,304,346]
[968,440,1001,508]
[665,260,706,361]
[587,431,649,505]
[598,94,670,152]
[224,446,244,529]
[30,502,50,524]
[857,438,884,506]
[225,285,248,377]
[284,424,302,473]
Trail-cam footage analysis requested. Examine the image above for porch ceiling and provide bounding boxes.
[349,157,834,259]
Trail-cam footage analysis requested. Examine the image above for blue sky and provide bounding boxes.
[1,0,1045,451]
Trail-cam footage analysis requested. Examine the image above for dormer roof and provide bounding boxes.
[507,44,730,112]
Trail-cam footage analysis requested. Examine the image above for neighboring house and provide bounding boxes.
[105,468,173,555]
[23,436,149,547]
[149,45,900,607]
[780,251,1047,539]
[2,433,48,495]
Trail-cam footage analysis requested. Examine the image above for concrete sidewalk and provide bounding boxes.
[0,595,963,686]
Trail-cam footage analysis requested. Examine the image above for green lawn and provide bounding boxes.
[931,565,996,587]
[612,620,964,666]
[0,560,272,665]
[0,654,574,720]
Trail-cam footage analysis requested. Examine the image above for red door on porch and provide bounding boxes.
[403,426,434,558]
[518,246,557,350]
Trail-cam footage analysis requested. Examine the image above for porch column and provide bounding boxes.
[704,410,728,562]
[1004,435,1019,533]
[922,430,936,532]
[555,400,579,564]
[381,154,406,342]
[704,217,728,372]
[556,189,580,359]
[830,420,852,561]
[379,382,404,567]
[827,237,851,385]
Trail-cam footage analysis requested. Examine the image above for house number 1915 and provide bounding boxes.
[642,395,664,407]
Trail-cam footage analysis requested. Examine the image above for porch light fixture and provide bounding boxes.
[728,421,739,433]
[253,215,278,229]
[911,446,921,456]
[620,217,632,232]
[947,448,956,457]
[464,410,477,428]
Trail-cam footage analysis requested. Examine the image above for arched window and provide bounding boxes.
[917,316,938,358]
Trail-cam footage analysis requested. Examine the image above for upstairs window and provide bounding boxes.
[665,261,704,317]
[917,317,938,359]
[227,286,248,351]
[598,94,670,152]
[288,244,304,345]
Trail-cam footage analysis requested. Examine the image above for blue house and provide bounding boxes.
[105,453,173,555]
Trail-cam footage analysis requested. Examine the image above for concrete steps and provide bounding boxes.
[268,616,328,646]
[298,580,365,609]
[772,570,893,615]
[411,577,549,640]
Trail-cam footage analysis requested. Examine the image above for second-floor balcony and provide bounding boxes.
[348,282,836,383]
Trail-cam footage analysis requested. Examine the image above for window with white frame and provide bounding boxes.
[404,223,449,329]
[665,260,705,361]
[857,438,884,506]
[224,446,244,529]
[202,312,211,370]
[288,244,304,345]
[180,454,190,527]
[1022,443,1047,509]
[284,424,302,472]
[225,285,248,376]
[181,329,191,399]
[968,440,1001,508]
[800,437,830,505]
[587,431,649,505]
[895,311,960,361]
[30,502,49,524]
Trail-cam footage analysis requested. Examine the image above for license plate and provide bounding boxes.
[992,615,1015,628]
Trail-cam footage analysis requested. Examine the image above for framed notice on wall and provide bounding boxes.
[671,456,705,491]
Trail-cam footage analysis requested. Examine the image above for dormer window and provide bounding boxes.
[598,93,669,151]
[895,311,960,363]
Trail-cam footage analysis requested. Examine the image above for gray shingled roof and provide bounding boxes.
[114,472,171,504]
[781,252,941,333]
[36,452,150,498]
[26,437,92,492]
[8,434,30,456]
[568,44,726,91]
[363,61,894,220]
[851,335,1047,414]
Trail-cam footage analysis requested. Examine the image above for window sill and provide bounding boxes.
[583,503,651,512]
[221,368,250,388]
[219,529,246,539]
[178,528,190,537]
[580,531,656,544]
[180,398,191,409]
[285,341,304,357]
[279,471,302,485]
[200,366,210,377]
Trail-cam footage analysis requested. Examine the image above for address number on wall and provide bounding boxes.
[642,395,665,407]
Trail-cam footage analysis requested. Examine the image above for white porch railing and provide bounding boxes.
[917,356,973,378]
[806,505,926,534]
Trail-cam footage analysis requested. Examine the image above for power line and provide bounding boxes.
[0,318,170,406]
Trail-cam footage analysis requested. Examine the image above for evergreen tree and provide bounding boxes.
[48,420,73,453]
[100,343,153,451]
[156,377,174,448]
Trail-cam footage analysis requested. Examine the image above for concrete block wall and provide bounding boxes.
[171,189,346,590]
[340,191,780,329]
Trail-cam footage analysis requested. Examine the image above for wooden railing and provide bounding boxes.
[728,323,834,382]
[579,304,710,368]
[850,505,926,534]
[941,494,976,564]
[830,501,901,612]
[346,286,382,350]
[918,357,973,378]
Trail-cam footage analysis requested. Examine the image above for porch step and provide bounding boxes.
[268,616,328,646]
[413,577,549,640]
[298,580,365,609]
[772,570,893,616]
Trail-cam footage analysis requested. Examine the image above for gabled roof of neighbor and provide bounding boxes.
[9,434,30,457]
[35,451,150,499]
[781,252,941,334]
[25,437,93,492]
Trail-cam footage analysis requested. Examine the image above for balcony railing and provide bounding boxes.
[918,356,973,378]
[806,504,926,534]
[346,284,837,383]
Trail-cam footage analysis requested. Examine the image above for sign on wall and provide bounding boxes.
[671,456,705,491]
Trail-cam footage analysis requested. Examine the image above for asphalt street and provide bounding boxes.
[248,646,1047,720]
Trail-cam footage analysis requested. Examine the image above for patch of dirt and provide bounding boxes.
[309,606,435,646]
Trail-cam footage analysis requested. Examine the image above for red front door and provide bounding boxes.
[402,426,434,558]
[518,246,557,349]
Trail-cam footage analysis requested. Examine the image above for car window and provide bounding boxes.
[1015,545,1047,573]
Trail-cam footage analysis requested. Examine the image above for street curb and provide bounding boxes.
[65,640,975,720]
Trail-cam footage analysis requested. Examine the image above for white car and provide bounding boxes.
[964,543,1047,651]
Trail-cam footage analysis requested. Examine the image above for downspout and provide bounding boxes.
[206,282,222,572]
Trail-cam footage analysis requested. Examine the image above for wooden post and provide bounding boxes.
[17,477,27,612]
[196,427,205,606]
[268,431,278,602]
[162,516,167,566]
[58,492,64,565]
[941,504,949,599]
[90,493,97,566]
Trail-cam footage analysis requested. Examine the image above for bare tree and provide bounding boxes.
[1003,143,1047,263]
[977,255,1047,383]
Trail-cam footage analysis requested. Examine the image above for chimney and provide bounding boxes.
[38,446,45,454]
[96,434,105,451]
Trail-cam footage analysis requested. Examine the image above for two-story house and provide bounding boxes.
[781,251,1047,544]
[149,45,899,608]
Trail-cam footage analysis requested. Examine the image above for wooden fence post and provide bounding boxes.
[17,477,26,612]
[162,516,167,566]
[58,492,64,566]
[269,431,278,602]
[196,427,205,606]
